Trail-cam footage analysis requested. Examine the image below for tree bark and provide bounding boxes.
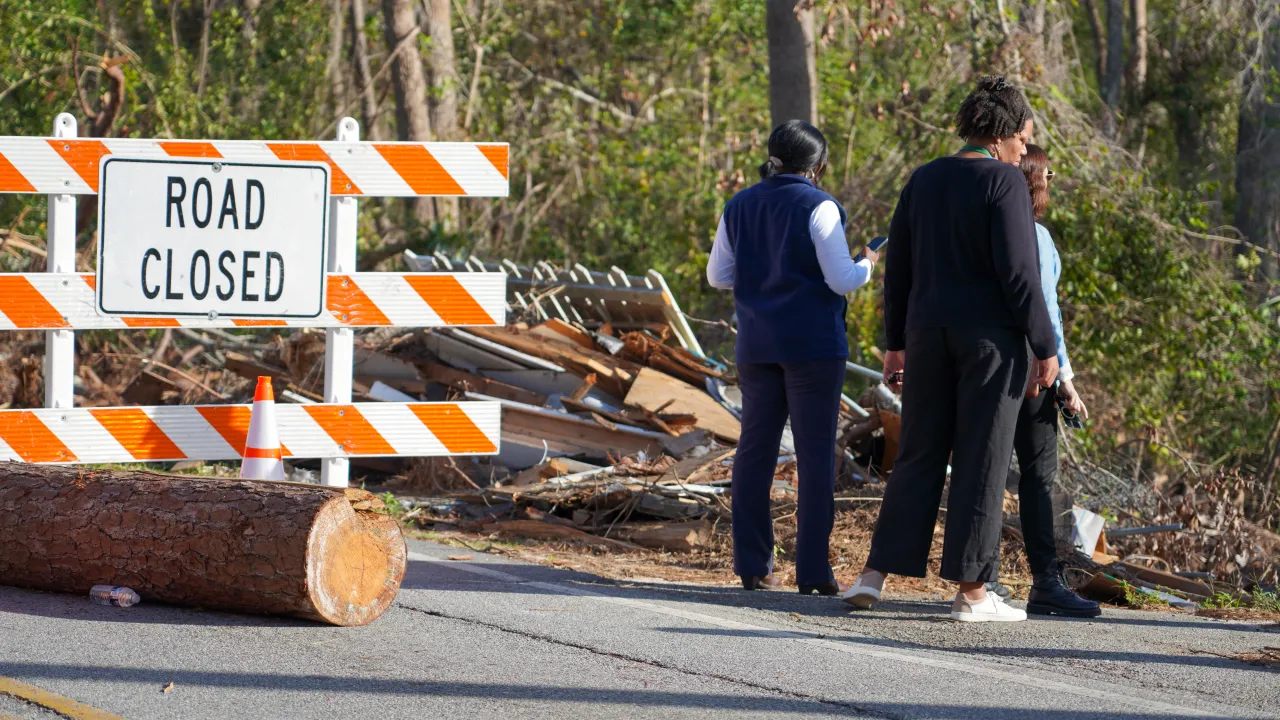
[1081,0,1107,93]
[351,0,382,140]
[327,0,348,117]
[1102,0,1125,137]
[1126,0,1147,101]
[242,0,261,41]
[382,0,435,223]
[426,0,459,229]
[1234,16,1280,281]
[765,0,818,127]
[0,465,406,626]
[425,0,458,137]
[197,0,215,97]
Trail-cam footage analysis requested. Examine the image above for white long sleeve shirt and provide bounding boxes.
[706,200,874,295]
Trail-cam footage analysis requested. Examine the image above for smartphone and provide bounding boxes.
[857,236,889,261]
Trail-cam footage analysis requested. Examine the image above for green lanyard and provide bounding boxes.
[960,145,994,158]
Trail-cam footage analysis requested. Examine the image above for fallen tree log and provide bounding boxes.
[0,464,406,626]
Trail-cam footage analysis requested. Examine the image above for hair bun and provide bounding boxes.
[992,76,1008,92]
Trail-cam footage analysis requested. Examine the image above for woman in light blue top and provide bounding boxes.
[1011,144,1099,618]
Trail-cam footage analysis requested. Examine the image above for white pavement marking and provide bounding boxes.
[408,551,1234,719]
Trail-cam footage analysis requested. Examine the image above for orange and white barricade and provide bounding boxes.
[0,115,508,486]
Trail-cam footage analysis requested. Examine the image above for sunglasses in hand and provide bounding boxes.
[1053,381,1085,430]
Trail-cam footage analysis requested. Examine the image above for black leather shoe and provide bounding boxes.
[1027,571,1102,618]
[741,574,783,590]
[798,580,850,596]
[985,580,1012,600]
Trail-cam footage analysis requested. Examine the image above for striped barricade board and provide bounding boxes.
[0,138,508,197]
[0,402,500,464]
[0,273,506,329]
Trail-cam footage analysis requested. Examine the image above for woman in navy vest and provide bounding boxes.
[707,121,878,595]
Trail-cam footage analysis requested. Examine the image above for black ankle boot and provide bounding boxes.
[985,580,1012,600]
[1027,570,1101,618]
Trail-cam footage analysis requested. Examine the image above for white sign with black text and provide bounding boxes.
[96,157,330,319]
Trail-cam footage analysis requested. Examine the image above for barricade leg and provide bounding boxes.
[322,117,360,488]
[44,113,77,410]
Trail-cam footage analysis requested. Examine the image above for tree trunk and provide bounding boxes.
[1127,0,1147,101]
[765,0,818,127]
[242,0,261,41]
[382,0,435,223]
[327,0,348,117]
[1234,17,1280,281]
[1102,0,1125,137]
[426,0,459,230]
[0,465,406,626]
[1081,0,1107,91]
[197,0,215,97]
[351,0,382,140]
[425,0,458,137]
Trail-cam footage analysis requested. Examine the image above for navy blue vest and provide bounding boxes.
[722,175,850,364]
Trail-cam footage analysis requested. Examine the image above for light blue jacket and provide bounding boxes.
[1036,222,1073,381]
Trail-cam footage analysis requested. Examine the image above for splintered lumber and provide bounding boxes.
[529,319,597,350]
[624,367,741,443]
[627,521,710,552]
[620,332,727,386]
[482,519,645,552]
[417,360,547,406]
[1115,562,1212,600]
[0,464,406,626]
[468,326,643,399]
[498,400,666,461]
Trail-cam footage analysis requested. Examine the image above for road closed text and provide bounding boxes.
[96,157,329,319]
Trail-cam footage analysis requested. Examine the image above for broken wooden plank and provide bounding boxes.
[635,492,706,520]
[482,519,646,552]
[468,326,642,399]
[529,319,597,350]
[624,367,741,443]
[469,392,666,462]
[1115,562,1213,599]
[626,520,710,552]
[417,360,547,406]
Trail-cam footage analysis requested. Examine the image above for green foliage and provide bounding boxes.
[1119,579,1171,609]
[1201,591,1243,610]
[1250,590,1280,614]
[379,492,406,517]
[0,0,1275,468]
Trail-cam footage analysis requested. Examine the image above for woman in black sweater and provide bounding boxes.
[843,77,1059,622]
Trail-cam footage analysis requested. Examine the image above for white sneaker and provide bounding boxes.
[841,577,882,610]
[951,592,1027,622]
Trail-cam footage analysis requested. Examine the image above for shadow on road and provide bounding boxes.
[0,661,1232,719]
[0,587,316,628]
[651,626,1274,673]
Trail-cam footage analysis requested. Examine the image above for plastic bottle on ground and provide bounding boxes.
[89,585,141,608]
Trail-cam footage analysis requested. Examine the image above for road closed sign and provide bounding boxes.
[96,157,330,319]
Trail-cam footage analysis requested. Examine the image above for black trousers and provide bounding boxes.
[732,357,845,586]
[866,327,1029,583]
[1015,388,1060,576]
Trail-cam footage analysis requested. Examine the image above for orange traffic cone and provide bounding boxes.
[240,376,285,481]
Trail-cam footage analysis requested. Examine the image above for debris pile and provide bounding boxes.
[10,251,1271,611]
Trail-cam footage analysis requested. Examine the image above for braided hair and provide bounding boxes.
[955,76,1033,140]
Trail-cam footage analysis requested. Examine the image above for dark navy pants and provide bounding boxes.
[731,357,846,586]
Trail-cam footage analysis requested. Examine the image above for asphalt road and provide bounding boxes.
[1,538,1276,720]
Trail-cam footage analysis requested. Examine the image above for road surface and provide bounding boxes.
[1,538,1276,719]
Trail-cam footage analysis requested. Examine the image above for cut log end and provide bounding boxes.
[306,493,407,626]
[0,465,407,627]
